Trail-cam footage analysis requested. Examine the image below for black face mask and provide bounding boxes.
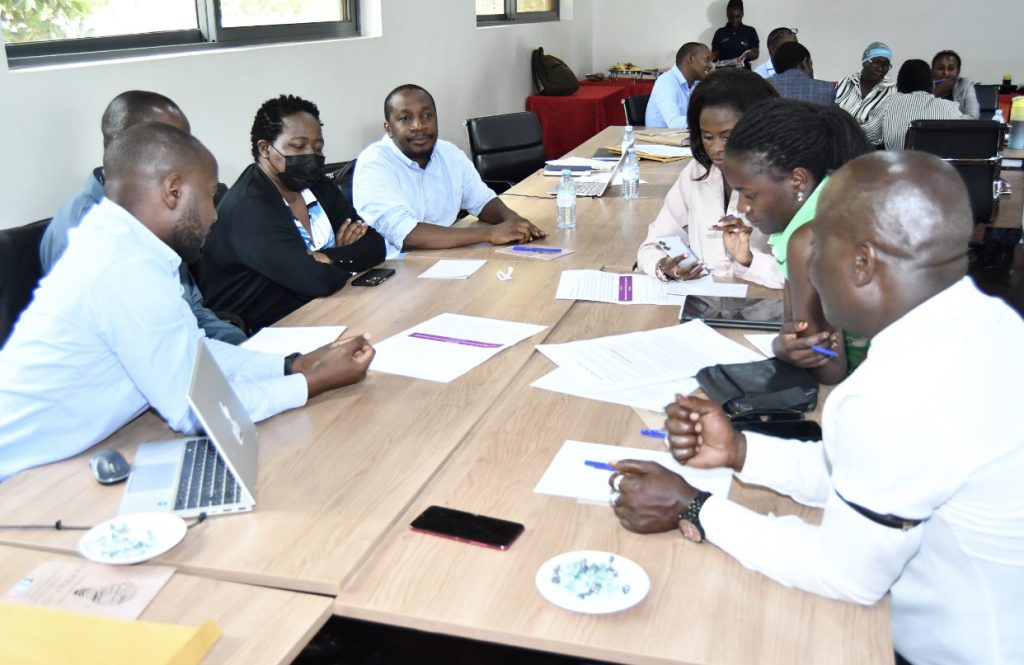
[270,145,325,191]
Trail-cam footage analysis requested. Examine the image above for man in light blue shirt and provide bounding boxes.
[753,27,798,79]
[0,123,375,481]
[354,84,545,255]
[39,90,246,344]
[645,43,713,129]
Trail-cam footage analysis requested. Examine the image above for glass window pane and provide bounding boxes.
[219,0,346,28]
[475,0,504,16]
[516,0,555,12]
[1,0,197,44]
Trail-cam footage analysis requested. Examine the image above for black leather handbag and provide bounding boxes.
[696,358,818,418]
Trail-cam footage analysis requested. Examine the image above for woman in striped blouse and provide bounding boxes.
[835,42,896,123]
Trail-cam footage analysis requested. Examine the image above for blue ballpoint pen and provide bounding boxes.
[584,460,615,471]
[640,428,667,438]
[810,344,838,358]
[511,246,562,253]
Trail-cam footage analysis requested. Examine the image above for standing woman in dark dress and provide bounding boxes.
[711,0,759,69]
[198,95,386,331]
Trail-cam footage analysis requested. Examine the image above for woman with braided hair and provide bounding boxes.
[721,99,872,384]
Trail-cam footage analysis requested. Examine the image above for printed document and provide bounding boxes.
[371,313,547,383]
[532,366,698,412]
[535,320,762,388]
[534,440,734,503]
[744,333,777,358]
[241,326,346,355]
[556,270,746,304]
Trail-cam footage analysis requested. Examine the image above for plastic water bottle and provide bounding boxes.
[556,170,577,229]
[621,147,640,200]
[621,125,635,154]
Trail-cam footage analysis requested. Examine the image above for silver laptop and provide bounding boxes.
[548,150,627,198]
[119,341,258,518]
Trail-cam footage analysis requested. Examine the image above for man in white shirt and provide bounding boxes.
[0,123,375,481]
[353,84,544,255]
[610,151,1024,665]
[644,43,713,129]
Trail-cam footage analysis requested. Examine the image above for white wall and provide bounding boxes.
[592,0,1023,87]
[0,0,594,229]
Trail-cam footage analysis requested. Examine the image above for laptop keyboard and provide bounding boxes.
[574,181,607,197]
[174,438,241,511]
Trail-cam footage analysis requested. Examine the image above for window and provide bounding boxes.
[476,0,558,25]
[1,0,358,66]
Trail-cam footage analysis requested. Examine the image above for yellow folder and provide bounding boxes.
[0,602,221,665]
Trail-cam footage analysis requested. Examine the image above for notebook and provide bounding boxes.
[118,341,259,518]
[549,150,627,198]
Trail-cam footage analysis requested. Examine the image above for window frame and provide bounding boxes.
[3,0,359,68]
[476,0,559,26]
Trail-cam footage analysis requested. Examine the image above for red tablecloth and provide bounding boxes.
[526,81,657,159]
[579,78,656,98]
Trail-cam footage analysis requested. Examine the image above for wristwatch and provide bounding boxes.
[677,491,712,543]
[283,352,301,376]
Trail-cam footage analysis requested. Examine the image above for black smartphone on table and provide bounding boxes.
[351,267,395,287]
[409,506,524,550]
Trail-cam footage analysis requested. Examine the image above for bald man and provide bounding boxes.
[610,152,1024,665]
[39,90,246,344]
[0,123,375,481]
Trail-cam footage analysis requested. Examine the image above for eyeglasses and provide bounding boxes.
[867,58,891,71]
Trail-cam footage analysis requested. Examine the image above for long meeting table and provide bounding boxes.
[0,126,945,664]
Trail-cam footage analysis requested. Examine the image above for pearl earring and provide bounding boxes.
[796,190,805,203]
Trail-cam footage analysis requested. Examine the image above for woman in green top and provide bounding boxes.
[721,99,872,385]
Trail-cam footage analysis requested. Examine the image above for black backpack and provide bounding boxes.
[531,47,580,96]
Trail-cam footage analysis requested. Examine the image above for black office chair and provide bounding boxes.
[324,159,357,204]
[0,218,50,348]
[974,83,999,120]
[623,95,650,126]
[904,120,1004,223]
[465,112,546,194]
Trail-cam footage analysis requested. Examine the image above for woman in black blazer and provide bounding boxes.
[197,94,385,331]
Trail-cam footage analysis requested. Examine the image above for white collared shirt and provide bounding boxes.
[701,277,1024,664]
[0,198,307,481]
[352,135,496,255]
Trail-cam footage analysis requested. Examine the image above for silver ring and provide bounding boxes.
[611,473,623,492]
[609,490,621,508]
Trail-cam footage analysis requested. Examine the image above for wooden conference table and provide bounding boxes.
[0,545,331,665]
[0,126,903,663]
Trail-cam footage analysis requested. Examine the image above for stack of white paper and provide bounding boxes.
[534,440,734,504]
[545,157,616,171]
[371,313,547,383]
[556,270,746,305]
[531,320,762,411]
